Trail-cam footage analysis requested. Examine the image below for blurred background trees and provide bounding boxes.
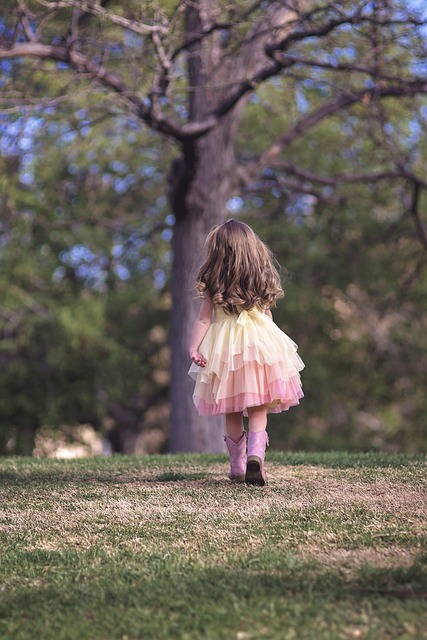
[0,0,426,455]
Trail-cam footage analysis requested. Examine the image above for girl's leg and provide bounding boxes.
[224,412,246,482]
[225,411,245,442]
[246,405,269,486]
[247,405,267,433]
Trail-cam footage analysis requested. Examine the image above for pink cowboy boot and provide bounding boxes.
[224,432,247,482]
[246,430,269,486]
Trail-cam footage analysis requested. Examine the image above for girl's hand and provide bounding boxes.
[190,350,207,367]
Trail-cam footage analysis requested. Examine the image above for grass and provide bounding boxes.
[0,452,426,640]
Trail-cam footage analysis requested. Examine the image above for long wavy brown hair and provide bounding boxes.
[196,219,284,314]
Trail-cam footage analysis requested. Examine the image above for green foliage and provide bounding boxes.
[245,172,427,452]
[236,18,427,452]
[0,106,172,454]
[1,0,427,453]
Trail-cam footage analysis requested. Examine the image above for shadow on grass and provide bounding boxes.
[0,467,229,488]
[268,451,426,469]
[0,450,424,488]
[0,550,426,640]
[3,548,426,597]
[146,471,208,482]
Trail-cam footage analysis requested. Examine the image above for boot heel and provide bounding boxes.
[246,430,268,486]
[245,455,266,486]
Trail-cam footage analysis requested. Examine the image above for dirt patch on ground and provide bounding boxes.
[300,545,419,569]
[267,465,426,515]
[2,462,425,561]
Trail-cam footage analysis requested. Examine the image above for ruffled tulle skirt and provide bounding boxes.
[188,307,304,416]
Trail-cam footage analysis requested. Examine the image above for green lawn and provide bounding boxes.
[0,452,426,640]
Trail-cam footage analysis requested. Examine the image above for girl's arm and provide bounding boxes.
[189,296,213,367]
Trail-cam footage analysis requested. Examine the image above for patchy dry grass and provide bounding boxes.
[0,453,426,640]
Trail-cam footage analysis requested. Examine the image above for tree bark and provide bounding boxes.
[169,119,242,452]
[167,0,307,452]
[168,1,243,452]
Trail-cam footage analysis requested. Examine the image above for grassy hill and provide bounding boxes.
[0,452,426,639]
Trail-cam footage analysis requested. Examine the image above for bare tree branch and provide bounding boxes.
[70,5,79,49]
[244,162,427,209]
[0,83,108,113]
[399,169,427,192]
[0,41,68,61]
[266,174,342,206]
[1,1,426,147]
[35,0,168,36]
[275,54,423,84]
[0,42,190,140]
[271,162,409,187]
[239,80,427,184]
[169,1,274,62]
[265,2,427,59]
[195,3,426,126]
[151,29,173,100]
[17,0,38,42]
[408,181,427,251]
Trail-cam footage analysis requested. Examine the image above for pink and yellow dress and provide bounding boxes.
[188,305,304,416]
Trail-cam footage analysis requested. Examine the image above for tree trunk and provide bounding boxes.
[168,1,241,452]
[168,0,303,452]
[169,115,241,451]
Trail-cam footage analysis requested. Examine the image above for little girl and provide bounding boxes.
[188,219,304,486]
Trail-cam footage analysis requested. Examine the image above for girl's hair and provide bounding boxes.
[196,219,284,314]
